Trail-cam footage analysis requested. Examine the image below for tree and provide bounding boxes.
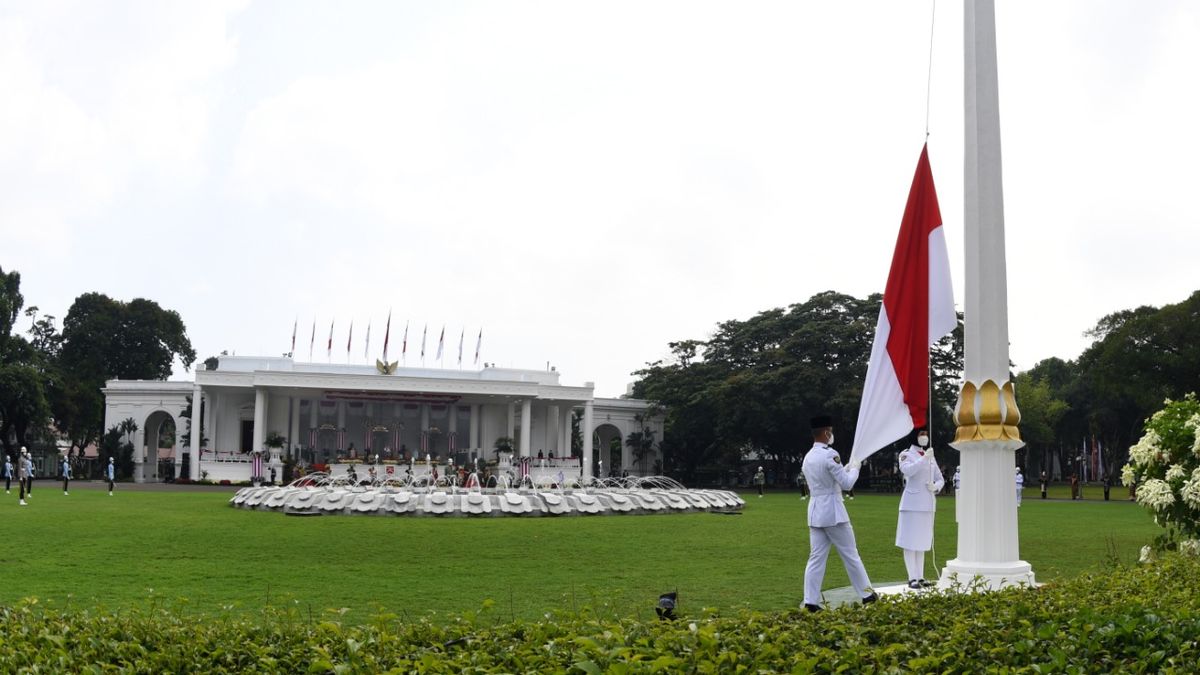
[632,291,966,484]
[54,293,196,451]
[0,266,52,454]
[1013,372,1069,476]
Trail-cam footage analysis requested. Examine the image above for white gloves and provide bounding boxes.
[849,460,862,471]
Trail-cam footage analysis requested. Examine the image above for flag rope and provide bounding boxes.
[925,0,937,139]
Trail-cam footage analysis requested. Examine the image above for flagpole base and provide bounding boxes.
[938,558,1035,591]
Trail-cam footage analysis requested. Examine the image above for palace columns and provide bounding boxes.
[289,397,301,459]
[252,388,267,456]
[469,404,481,451]
[560,406,573,457]
[506,402,516,444]
[519,399,532,457]
[189,383,202,481]
[582,400,594,478]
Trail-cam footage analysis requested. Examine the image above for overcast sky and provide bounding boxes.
[2,1,1197,397]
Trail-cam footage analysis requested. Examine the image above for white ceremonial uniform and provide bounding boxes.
[896,446,944,551]
[1015,470,1024,506]
[802,442,872,606]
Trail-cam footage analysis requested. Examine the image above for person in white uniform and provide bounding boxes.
[1015,467,1024,507]
[896,428,944,589]
[802,414,876,611]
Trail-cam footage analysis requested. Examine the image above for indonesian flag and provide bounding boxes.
[420,324,427,360]
[850,145,956,464]
[457,328,464,366]
[290,318,297,355]
[309,320,316,360]
[402,321,409,359]
[364,320,371,359]
[436,325,444,361]
[327,319,334,358]
[346,320,353,359]
[474,329,482,365]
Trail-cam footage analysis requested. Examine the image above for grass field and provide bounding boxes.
[3,483,1157,624]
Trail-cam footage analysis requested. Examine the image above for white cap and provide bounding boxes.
[109,457,115,463]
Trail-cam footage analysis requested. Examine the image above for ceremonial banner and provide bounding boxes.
[851,145,956,464]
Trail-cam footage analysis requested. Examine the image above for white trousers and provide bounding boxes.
[804,521,872,606]
[903,548,926,581]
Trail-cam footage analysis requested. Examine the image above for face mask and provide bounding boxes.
[917,435,929,447]
[826,433,835,446]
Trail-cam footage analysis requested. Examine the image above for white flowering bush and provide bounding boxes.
[1123,393,1200,552]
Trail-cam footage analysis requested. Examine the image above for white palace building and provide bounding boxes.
[103,356,661,484]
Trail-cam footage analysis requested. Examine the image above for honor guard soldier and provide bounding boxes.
[106,457,116,496]
[896,428,944,589]
[801,414,876,611]
[61,454,71,495]
[3,455,11,494]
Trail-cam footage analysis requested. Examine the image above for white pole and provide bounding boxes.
[940,0,1034,590]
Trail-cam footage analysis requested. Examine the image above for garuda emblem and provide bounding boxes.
[376,359,399,375]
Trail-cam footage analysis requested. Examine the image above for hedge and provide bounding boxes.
[2,554,1198,673]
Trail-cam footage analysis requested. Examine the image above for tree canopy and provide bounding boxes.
[631,291,963,482]
[0,269,196,456]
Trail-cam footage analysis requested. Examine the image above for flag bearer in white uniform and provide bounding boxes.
[802,415,876,611]
[896,428,944,589]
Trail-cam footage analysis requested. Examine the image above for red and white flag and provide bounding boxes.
[290,318,297,355]
[327,319,335,359]
[346,320,354,360]
[420,324,427,361]
[850,145,956,464]
[402,321,409,360]
[309,320,316,361]
[363,320,371,359]
[436,325,444,361]
[474,329,482,365]
[457,328,464,366]
[382,311,392,361]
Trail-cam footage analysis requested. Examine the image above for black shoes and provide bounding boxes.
[861,592,878,605]
[907,579,923,590]
[804,603,823,613]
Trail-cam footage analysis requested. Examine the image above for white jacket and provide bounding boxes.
[802,443,859,527]
[898,446,944,512]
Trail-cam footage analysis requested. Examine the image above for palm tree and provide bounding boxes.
[119,417,138,448]
[625,413,658,475]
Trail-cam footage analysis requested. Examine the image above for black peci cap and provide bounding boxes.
[809,414,833,429]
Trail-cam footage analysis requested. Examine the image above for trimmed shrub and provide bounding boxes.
[1,555,1199,672]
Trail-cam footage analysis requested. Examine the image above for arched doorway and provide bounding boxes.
[594,423,623,477]
[142,410,177,483]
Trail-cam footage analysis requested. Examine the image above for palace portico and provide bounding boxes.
[103,356,661,483]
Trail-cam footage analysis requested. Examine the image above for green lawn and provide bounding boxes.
[3,485,1156,623]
